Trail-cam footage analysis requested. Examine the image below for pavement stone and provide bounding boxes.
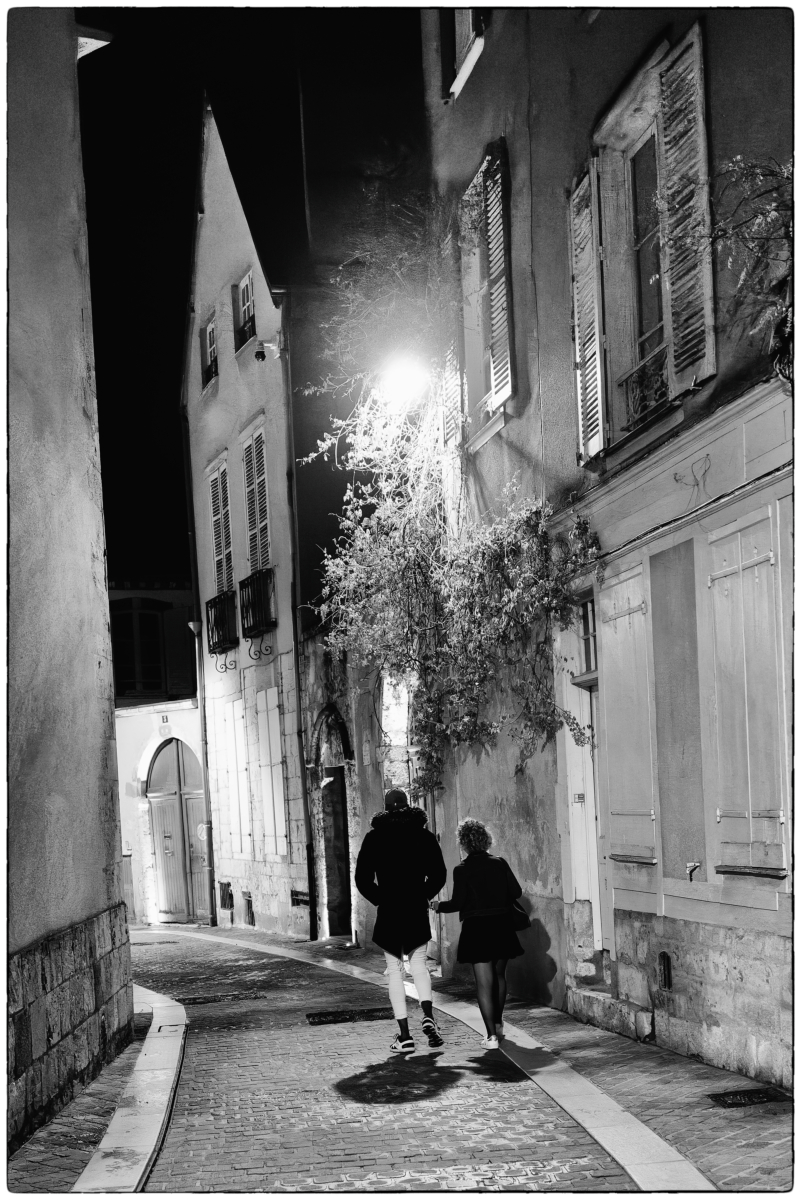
[7,1011,152,1193]
[132,933,634,1192]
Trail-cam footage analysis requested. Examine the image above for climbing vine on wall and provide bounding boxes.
[302,188,602,797]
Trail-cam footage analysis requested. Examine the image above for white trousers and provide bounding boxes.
[384,945,432,1019]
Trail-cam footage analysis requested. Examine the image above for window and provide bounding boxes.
[569,24,715,460]
[201,320,218,387]
[109,599,196,702]
[209,463,233,595]
[440,9,489,100]
[579,598,597,674]
[446,140,514,450]
[233,270,256,351]
[242,430,270,571]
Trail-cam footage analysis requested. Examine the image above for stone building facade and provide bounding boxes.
[182,106,314,937]
[420,8,791,1085]
[8,10,132,1148]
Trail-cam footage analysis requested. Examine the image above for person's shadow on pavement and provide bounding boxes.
[334,1049,523,1105]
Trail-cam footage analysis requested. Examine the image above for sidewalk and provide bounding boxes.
[136,926,790,1191]
[7,1010,152,1193]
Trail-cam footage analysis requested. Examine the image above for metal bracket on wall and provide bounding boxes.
[601,600,647,623]
[211,651,237,673]
[246,635,271,662]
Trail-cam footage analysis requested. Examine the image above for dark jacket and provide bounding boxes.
[437,851,522,920]
[354,806,447,957]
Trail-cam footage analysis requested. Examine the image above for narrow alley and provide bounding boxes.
[10,928,791,1192]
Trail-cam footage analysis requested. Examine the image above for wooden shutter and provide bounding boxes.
[442,342,463,445]
[569,163,606,460]
[708,510,784,872]
[484,147,514,409]
[240,271,254,322]
[598,568,656,864]
[224,700,242,855]
[658,24,715,397]
[210,466,233,595]
[257,687,287,856]
[243,432,271,571]
[253,431,270,568]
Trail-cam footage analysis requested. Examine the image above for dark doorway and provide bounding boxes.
[322,767,351,936]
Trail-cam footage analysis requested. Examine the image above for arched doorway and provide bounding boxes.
[314,706,353,937]
[146,739,209,922]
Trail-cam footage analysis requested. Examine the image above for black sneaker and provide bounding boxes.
[421,1016,444,1047]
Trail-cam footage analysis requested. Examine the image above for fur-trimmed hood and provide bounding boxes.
[370,805,429,831]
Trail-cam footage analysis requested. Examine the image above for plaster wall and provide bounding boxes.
[421,8,793,505]
[8,9,123,952]
[185,109,308,935]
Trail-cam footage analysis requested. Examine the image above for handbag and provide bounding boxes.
[510,898,531,932]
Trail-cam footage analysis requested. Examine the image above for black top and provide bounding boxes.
[437,851,522,921]
[354,805,447,957]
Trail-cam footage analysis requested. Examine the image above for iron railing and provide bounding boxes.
[234,313,257,352]
[238,567,277,638]
[618,342,670,432]
[202,356,218,388]
[206,590,238,654]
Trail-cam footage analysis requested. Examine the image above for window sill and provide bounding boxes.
[449,35,485,100]
[715,864,787,879]
[234,334,257,358]
[586,402,684,472]
[609,853,657,865]
[201,374,219,397]
[466,404,508,454]
[570,669,598,691]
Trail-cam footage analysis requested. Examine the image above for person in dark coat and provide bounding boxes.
[431,818,524,1049]
[355,788,447,1053]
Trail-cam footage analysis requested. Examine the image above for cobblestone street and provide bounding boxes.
[135,933,633,1192]
[132,928,789,1192]
[9,925,792,1193]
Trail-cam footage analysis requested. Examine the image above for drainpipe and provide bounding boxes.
[276,291,318,940]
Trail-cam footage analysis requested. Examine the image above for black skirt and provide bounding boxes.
[456,913,524,964]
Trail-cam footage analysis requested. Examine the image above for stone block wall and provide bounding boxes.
[7,902,133,1151]
[614,910,791,1089]
[563,899,604,990]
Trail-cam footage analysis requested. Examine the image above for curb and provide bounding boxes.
[70,985,187,1193]
[163,927,716,1193]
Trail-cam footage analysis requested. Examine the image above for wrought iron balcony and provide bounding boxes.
[234,313,257,352]
[618,342,670,432]
[202,356,218,388]
[206,590,238,654]
[239,567,277,639]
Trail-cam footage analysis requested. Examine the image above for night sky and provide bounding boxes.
[76,8,425,586]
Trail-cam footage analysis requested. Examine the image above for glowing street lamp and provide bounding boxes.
[379,357,430,413]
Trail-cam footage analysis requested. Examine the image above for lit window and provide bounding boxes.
[440,10,489,100]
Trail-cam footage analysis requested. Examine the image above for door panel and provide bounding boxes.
[149,792,189,918]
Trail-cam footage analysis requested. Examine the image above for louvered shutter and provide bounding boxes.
[253,430,270,568]
[658,25,715,397]
[210,466,233,595]
[219,465,234,591]
[484,149,514,409]
[210,473,225,595]
[569,164,606,460]
[243,441,259,569]
[442,342,463,444]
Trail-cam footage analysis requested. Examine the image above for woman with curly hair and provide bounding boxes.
[431,818,524,1049]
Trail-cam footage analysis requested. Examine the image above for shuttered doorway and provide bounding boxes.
[147,738,210,921]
